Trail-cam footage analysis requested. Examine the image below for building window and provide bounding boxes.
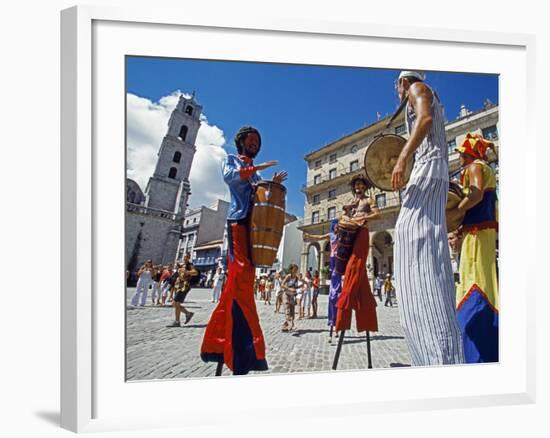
[328,206,336,220]
[312,211,320,224]
[329,153,337,163]
[185,106,193,115]
[314,159,322,168]
[328,189,336,199]
[312,194,320,205]
[482,125,499,140]
[168,167,177,179]
[173,151,182,163]
[178,125,188,141]
[447,138,457,155]
[351,144,358,153]
[350,160,359,172]
[376,193,386,209]
[395,124,407,135]
[329,168,337,179]
[314,174,321,185]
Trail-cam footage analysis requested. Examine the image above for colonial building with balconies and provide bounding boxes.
[298,101,499,280]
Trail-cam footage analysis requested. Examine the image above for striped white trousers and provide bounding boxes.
[394,174,464,366]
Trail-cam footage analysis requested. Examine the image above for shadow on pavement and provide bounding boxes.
[340,335,404,345]
[290,328,329,337]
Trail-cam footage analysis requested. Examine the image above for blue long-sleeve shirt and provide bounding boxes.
[223,154,261,221]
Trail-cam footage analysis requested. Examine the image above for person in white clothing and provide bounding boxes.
[391,70,464,366]
[302,271,313,318]
[130,260,154,307]
[211,267,225,303]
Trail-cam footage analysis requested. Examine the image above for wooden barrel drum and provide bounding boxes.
[446,181,465,232]
[334,218,360,275]
[250,181,287,267]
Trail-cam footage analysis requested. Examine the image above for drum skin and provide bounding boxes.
[250,181,286,267]
[363,134,413,191]
[446,181,465,232]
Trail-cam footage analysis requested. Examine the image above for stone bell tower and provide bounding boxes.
[144,94,202,215]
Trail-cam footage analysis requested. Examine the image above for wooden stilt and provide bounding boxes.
[366,331,373,369]
[215,361,223,376]
[332,330,346,370]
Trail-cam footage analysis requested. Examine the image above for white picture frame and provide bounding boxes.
[60,4,536,433]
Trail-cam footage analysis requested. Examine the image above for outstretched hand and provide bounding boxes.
[273,171,288,184]
[255,160,278,171]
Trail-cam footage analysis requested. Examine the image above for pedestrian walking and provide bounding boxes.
[281,264,300,332]
[274,271,284,313]
[211,267,225,303]
[166,253,198,327]
[374,275,383,302]
[311,270,320,318]
[384,274,394,307]
[159,264,173,306]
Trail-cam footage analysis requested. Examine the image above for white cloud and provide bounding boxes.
[126,90,229,210]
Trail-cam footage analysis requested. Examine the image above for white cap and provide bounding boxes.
[398,70,426,81]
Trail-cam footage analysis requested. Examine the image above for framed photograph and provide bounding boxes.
[61,5,536,433]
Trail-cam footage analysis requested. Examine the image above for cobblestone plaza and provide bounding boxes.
[126,287,411,380]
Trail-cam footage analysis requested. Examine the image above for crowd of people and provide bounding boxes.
[255,268,322,332]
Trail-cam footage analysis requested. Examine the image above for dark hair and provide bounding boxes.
[400,76,422,85]
[349,174,372,192]
[234,126,262,155]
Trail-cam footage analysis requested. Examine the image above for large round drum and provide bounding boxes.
[334,218,360,275]
[250,181,286,267]
[363,134,413,191]
[446,181,465,232]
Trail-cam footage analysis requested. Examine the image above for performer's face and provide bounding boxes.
[242,133,260,158]
[459,153,473,167]
[396,78,407,102]
[354,180,367,195]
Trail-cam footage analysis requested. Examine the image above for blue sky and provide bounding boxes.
[126,56,498,216]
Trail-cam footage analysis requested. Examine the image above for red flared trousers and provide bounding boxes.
[200,223,267,373]
[336,225,378,332]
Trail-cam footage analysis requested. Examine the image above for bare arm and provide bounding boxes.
[457,163,484,213]
[365,198,381,220]
[400,83,433,161]
[303,232,330,241]
[391,83,434,190]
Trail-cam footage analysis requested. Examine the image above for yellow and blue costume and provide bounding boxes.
[455,134,499,363]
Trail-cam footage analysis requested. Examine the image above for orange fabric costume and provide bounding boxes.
[200,222,268,374]
[335,225,378,332]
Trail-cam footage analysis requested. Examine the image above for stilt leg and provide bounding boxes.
[329,326,334,343]
[215,361,223,376]
[366,331,372,369]
[332,330,346,370]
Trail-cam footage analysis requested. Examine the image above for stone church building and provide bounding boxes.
[126,94,202,280]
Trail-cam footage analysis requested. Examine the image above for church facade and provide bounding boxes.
[126,95,202,281]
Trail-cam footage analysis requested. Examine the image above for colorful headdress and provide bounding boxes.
[455,133,495,161]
